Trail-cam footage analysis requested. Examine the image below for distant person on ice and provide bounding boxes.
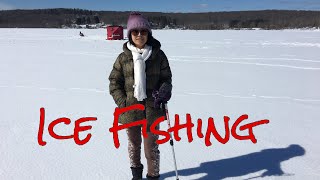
[108,12,172,180]
[79,31,84,37]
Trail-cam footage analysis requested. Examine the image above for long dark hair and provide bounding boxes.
[128,33,154,47]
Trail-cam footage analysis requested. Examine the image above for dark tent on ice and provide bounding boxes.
[106,26,123,40]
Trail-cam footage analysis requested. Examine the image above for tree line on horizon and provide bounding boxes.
[0,8,320,29]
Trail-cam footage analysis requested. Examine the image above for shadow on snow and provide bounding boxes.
[161,144,305,180]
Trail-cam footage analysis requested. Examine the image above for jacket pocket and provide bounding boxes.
[118,96,126,108]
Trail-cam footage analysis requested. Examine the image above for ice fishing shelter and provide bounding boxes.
[106,25,123,40]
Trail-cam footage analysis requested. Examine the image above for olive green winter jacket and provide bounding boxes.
[109,38,172,130]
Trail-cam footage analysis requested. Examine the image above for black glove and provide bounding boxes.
[152,83,172,109]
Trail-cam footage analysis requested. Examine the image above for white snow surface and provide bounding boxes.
[1,28,320,180]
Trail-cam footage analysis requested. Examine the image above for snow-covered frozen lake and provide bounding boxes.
[1,28,320,180]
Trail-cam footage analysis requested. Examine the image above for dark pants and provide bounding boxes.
[126,126,160,176]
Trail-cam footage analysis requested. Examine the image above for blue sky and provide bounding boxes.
[1,0,320,12]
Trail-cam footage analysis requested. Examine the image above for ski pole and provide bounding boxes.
[162,103,179,180]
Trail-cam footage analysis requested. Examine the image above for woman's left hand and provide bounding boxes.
[152,83,172,108]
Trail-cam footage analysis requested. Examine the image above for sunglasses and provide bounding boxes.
[131,29,148,36]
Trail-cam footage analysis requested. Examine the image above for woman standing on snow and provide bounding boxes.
[108,12,172,180]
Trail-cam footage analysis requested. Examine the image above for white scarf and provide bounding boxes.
[126,42,153,101]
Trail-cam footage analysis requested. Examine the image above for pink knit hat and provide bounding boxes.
[127,12,152,37]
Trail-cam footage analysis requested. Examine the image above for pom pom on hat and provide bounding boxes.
[127,12,152,37]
